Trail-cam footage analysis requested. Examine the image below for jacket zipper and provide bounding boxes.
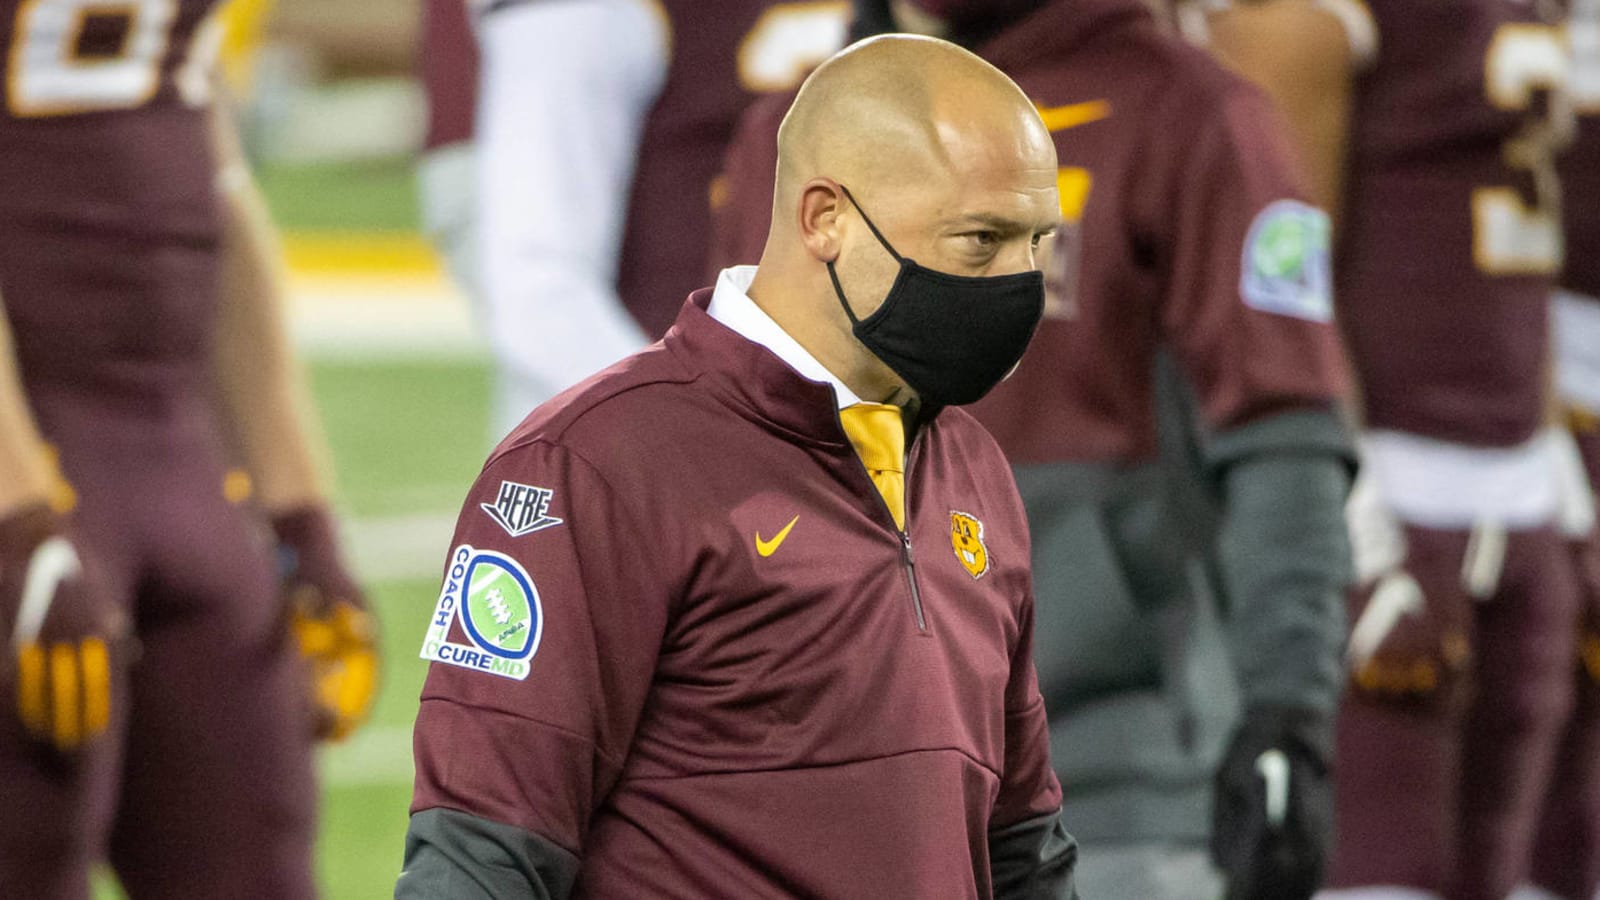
[837,409,929,633]
[897,435,927,632]
[901,530,926,632]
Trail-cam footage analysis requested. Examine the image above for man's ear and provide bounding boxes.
[797,179,847,264]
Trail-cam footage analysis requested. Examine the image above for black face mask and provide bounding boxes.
[827,186,1046,408]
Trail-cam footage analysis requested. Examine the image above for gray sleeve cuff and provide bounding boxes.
[395,807,580,900]
[990,811,1080,900]
[1214,443,1352,716]
[1202,408,1356,476]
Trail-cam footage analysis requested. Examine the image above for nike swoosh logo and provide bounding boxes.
[755,516,800,558]
[1036,99,1112,133]
[13,537,82,647]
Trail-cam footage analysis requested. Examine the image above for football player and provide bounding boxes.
[1198,2,1581,898]
[0,1,377,896]
[1520,3,1600,898]
[715,1,1356,898]
[473,0,849,436]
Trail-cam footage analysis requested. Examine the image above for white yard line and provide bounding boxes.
[289,275,488,361]
[344,511,461,582]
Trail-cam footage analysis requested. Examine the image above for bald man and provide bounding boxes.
[395,35,1079,900]
[715,2,1353,898]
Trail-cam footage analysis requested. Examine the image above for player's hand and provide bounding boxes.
[1344,567,1472,711]
[1211,707,1333,900]
[1343,469,1472,712]
[0,504,120,752]
[273,505,379,742]
[1557,418,1600,696]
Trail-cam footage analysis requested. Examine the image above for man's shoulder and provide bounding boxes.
[1142,33,1282,137]
[1115,36,1298,185]
[488,343,699,465]
[931,407,1017,477]
[1021,19,1268,148]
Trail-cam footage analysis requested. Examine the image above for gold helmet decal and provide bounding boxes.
[949,511,990,580]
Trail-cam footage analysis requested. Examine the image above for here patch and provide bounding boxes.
[1240,199,1332,323]
[421,544,543,681]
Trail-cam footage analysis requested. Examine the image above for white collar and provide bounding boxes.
[707,265,862,410]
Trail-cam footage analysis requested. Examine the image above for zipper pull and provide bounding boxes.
[901,531,915,563]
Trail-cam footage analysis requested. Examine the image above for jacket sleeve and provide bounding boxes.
[1148,78,1355,719]
[989,581,1079,899]
[1154,82,1350,435]
[401,441,671,895]
[1206,410,1354,717]
[395,808,579,900]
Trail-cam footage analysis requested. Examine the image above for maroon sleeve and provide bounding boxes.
[410,441,669,856]
[420,0,479,151]
[990,534,1062,829]
[705,91,791,278]
[1154,84,1350,432]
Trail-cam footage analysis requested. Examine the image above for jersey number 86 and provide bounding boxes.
[6,0,218,117]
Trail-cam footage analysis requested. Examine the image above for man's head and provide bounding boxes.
[748,35,1059,411]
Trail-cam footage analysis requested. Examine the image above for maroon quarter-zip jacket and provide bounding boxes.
[407,291,1070,898]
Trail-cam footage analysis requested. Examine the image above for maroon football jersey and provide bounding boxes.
[1338,0,1567,446]
[616,0,845,340]
[1564,4,1600,299]
[1567,117,1600,298]
[713,0,1347,465]
[0,0,224,395]
[411,294,1061,897]
[420,0,477,152]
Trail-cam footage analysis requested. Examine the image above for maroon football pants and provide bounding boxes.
[1528,423,1600,900]
[1328,524,1579,900]
[0,387,317,899]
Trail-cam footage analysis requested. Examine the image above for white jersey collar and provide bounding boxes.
[707,265,863,411]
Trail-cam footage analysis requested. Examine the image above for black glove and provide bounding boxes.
[1211,706,1333,900]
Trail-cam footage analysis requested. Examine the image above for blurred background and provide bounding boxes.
[62,0,1597,896]
[100,0,487,894]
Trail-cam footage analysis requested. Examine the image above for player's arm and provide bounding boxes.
[1197,0,1373,223]
[987,539,1079,899]
[0,296,120,752]
[417,0,482,300]
[474,0,667,432]
[397,445,669,899]
[1152,82,1353,899]
[209,95,326,516]
[208,95,378,742]
[0,297,52,519]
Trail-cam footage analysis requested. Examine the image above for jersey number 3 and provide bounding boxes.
[1473,23,1569,276]
[7,0,218,117]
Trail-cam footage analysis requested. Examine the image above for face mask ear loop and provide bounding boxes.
[838,184,903,262]
[826,260,864,326]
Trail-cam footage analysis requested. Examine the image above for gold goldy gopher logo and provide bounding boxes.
[949,511,989,579]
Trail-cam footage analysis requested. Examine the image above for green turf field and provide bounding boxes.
[289,161,490,895]
[93,162,491,899]
[311,358,491,897]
